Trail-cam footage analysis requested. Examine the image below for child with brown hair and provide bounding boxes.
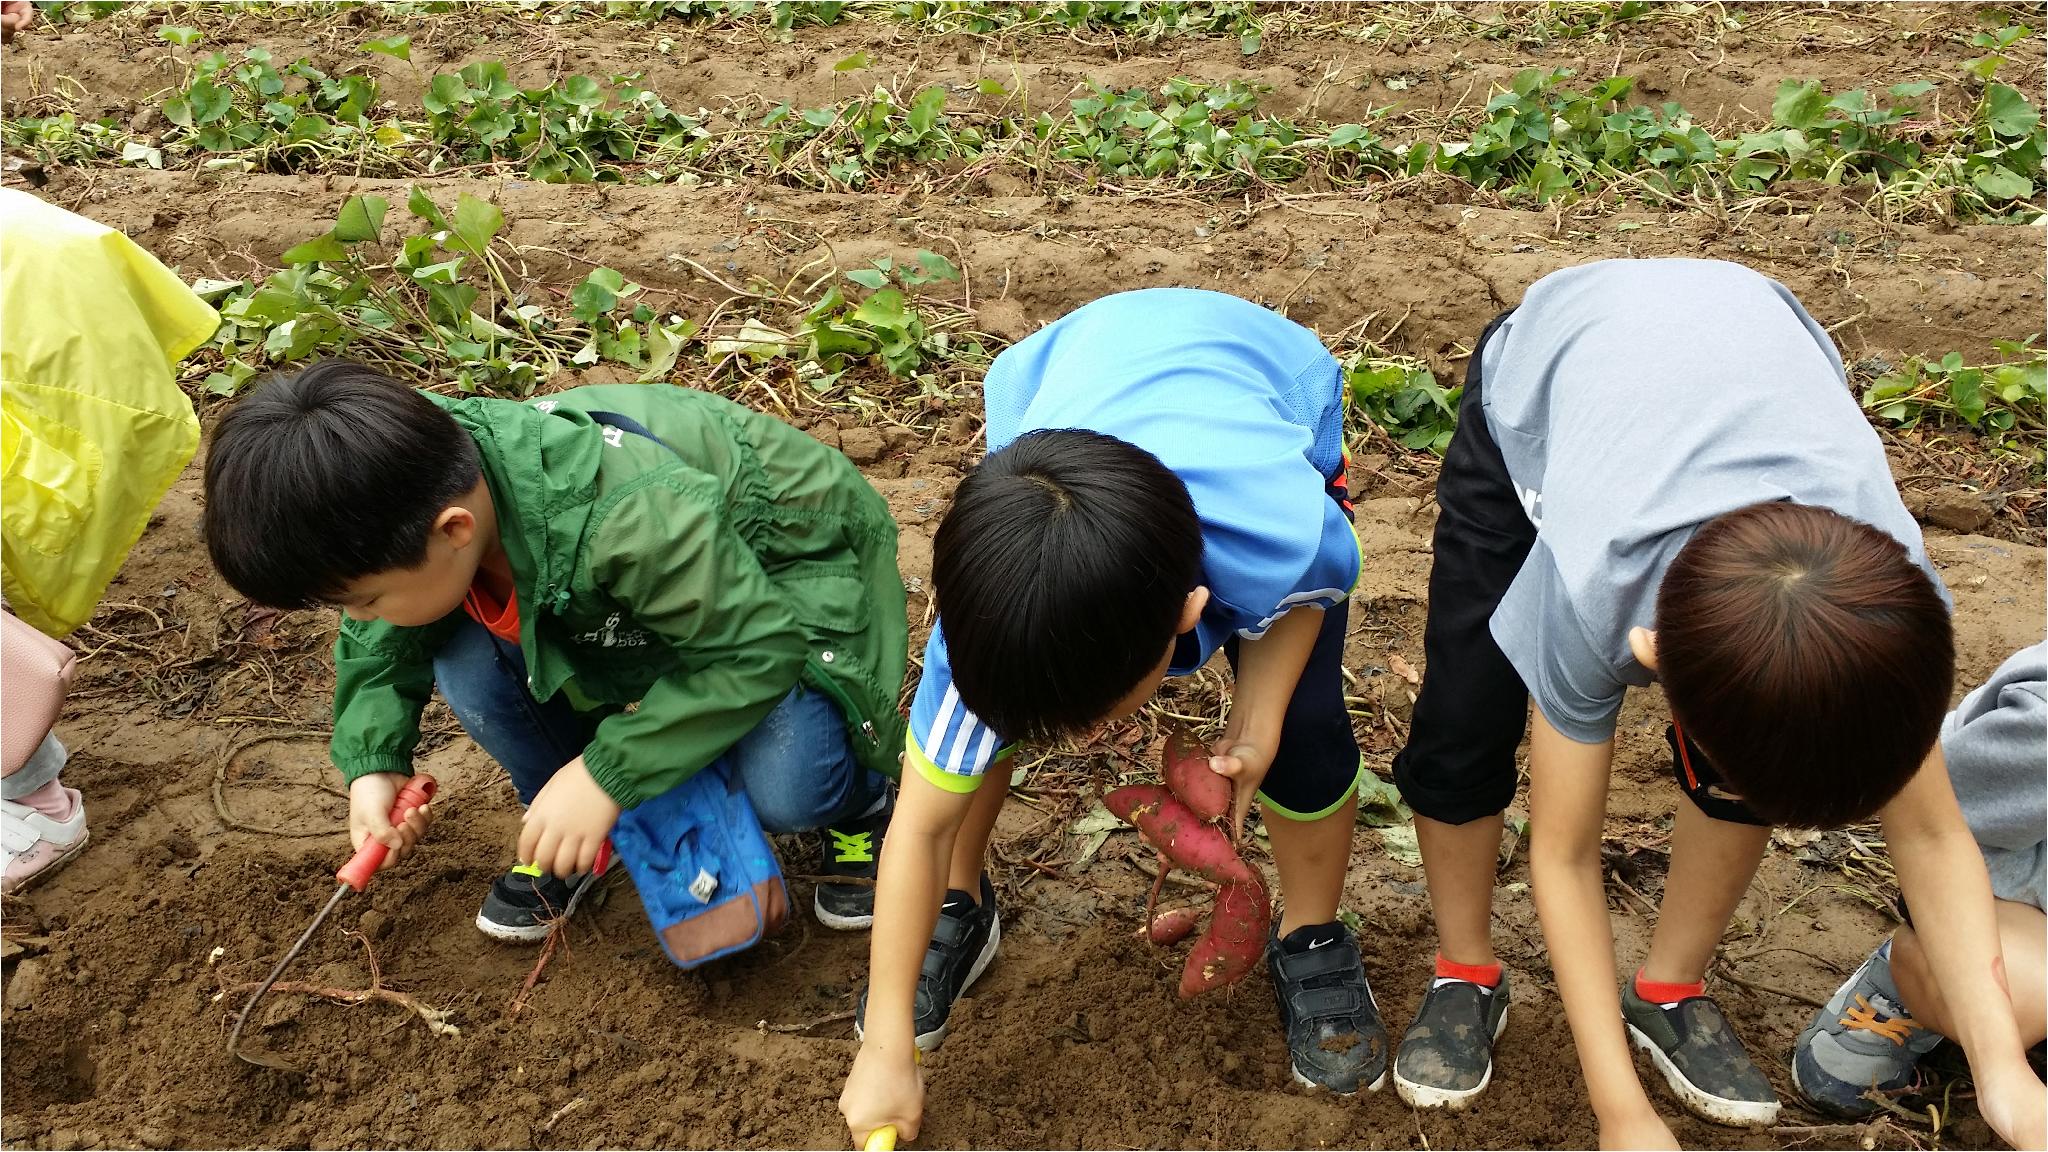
[1387,259,2044,1149]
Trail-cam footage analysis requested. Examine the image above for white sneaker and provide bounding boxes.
[2,788,88,894]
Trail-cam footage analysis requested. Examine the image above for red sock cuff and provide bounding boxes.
[1435,953,1503,988]
[1634,968,1706,1004]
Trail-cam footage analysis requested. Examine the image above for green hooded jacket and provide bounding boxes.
[327,384,908,808]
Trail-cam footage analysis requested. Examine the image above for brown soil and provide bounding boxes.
[3,6,2044,1151]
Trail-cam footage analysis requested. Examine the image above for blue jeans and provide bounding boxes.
[432,616,885,832]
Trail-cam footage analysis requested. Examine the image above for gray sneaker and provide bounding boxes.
[1622,981,1781,1127]
[1394,971,1511,1110]
[1792,939,1942,1117]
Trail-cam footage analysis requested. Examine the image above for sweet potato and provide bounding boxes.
[1178,877,1271,998]
[1161,727,1231,823]
[1145,905,1203,945]
[1103,785,1259,888]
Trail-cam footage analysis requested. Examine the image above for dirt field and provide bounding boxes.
[3,4,2045,1150]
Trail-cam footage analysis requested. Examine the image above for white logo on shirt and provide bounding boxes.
[1516,483,1544,529]
[532,399,559,413]
[602,426,625,448]
[575,612,651,648]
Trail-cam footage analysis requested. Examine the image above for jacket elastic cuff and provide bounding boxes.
[580,741,655,810]
[334,752,414,785]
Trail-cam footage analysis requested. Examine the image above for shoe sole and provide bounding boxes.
[1394,1000,1511,1110]
[855,909,1001,1054]
[0,830,90,896]
[813,891,875,932]
[1627,1022,1782,1127]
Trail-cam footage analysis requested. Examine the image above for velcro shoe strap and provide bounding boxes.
[1275,942,1362,982]
[1290,985,1363,1020]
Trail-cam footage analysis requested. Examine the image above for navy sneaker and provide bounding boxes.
[856,873,1000,1051]
[475,864,599,943]
[1793,939,1942,1117]
[1268,921,1390,1094]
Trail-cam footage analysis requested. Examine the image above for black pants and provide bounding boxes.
[1390,314,1765,827]
[1177,485,1362,822]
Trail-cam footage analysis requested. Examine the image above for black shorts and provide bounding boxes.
[1175,480,1362,822]
[1390,314,1766,827]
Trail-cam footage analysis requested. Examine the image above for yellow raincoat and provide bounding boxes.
[1,189,218,636]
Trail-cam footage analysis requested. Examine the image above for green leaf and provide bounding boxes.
[407,185,450,230]
[1378,823,1422,868]
[449,192,504,256]
[157,26,200,47]
[833,50,873,72]
[187,79,232,125]
[1972,164,2034,201]
[850,288,912,334]
[120,140,163,169]
[332,194,388,243]
[280,234,349,265]
[1356,771,1412,828]
[362,34,411,61]
[844,268,888,289]
[571,274,618,322]
[1770,79,1826,130]
[911,249,959,283]
[560,74,605,109]
[423,73,466,115]
[1949,368,1987,425]
[1889,80,1935,102]
[1239,28,1261,54]
[907,85,946,135]
[1986,83,2041,138]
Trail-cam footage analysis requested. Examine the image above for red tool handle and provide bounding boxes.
[336,774,437,892]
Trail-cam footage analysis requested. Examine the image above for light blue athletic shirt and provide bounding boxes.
[907,288,1360,792]
[1480,259,1949,745]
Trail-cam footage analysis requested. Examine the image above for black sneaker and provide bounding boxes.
[474,864,599,943]
[816,793,892,930]
[1623,982,1781,1127]
[855,873,1000,1052]
[1394,970,1511,1109]
[1268,921,1390,1094]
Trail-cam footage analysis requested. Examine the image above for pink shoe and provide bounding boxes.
[2,787,88,894]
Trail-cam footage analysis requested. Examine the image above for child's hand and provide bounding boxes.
[1,1,34,43]
[347,771,434,870]
[840,1041,924,1146]
[518,756,620,877]
[1207,737,1275,842]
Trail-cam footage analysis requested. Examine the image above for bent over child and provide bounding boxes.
[841,287,1374,1146]
[1795,641,2045,1144]
[203,363,906,944]
[1388,259,2044,1149]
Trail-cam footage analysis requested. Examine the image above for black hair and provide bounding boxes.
[931,428,1203,740]
[202,359,482,608]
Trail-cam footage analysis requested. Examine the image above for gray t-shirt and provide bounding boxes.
[1943,642,2046,911]
[1481,259,1948,744]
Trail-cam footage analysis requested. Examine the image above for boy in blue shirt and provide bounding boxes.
[840,288,1374,1145]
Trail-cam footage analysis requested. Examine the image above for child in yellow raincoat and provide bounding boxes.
[0,187,218,890]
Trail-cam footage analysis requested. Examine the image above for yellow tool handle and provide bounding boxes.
[863,1125,898,1152]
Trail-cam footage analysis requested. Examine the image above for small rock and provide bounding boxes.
[1904,485,1995,533]
[102,1010,127,1034]
[836,427,886,465]
[359,909,392,941]
[6,957,45,1009]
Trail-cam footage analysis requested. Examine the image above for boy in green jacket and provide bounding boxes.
[202,361,907,941]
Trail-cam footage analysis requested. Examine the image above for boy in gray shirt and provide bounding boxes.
[1386,259,2044,1150]
[1795,642,2045,1122]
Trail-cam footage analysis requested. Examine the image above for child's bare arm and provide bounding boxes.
[1527,710,1677,1149]
[842,767,979,1144]
[1213,605,1323,836]
[1881,745,2046,1150]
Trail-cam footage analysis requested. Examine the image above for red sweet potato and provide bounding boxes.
[1161,727,1231,823]
[1103,785,1258,888]
[1179,877,1271,998]
[1145,905,1203,945]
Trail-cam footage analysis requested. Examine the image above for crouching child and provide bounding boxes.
[202,362,907,955]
